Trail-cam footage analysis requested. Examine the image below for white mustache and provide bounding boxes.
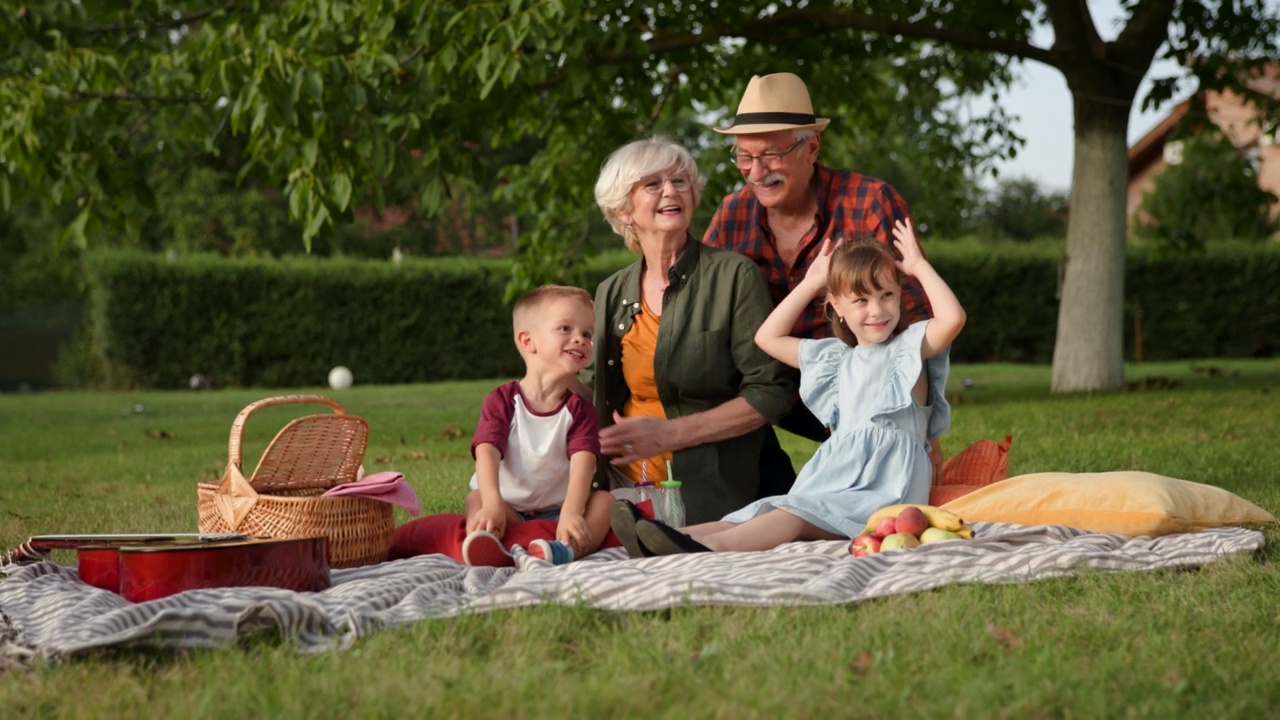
[750,173,785,187]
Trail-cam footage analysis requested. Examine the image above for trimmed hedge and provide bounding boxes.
[1126,245,1279,359]
[85,252,519,389]
[76,243,1280,389]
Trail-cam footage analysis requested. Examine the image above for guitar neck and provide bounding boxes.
[3,533,247,565]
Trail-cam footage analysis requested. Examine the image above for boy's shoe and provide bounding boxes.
[461,530,514,567]
[527,539,575,565]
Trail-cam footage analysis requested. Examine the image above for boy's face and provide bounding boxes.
[519,297,594,374]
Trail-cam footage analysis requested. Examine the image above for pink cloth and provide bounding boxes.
[321,471,421,516]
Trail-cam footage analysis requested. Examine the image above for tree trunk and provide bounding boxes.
[1050,97,1130,393]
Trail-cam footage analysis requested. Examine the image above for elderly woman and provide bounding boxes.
[590,136,792,524]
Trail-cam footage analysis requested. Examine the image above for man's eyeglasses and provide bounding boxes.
[731,139,806,170]
[639,175,691,195]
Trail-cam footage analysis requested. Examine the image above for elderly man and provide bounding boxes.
[703,72,936,498]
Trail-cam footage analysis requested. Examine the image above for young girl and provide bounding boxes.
[614,219,965,555]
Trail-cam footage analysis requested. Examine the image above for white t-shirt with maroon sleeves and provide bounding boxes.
[468,381,601,513]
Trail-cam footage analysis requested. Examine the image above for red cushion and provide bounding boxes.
[929,435,1013,506]
[389,513,622,562]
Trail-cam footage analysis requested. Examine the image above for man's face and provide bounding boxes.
[732,130,819,210]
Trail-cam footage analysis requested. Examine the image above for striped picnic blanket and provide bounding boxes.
[0,522,1264,662]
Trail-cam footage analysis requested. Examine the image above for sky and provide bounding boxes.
[978,1,1188,192]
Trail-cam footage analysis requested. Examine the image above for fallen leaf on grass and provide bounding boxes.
[374,455,393,463]
[442,425,465,440]
[407,451,427,459]
[1123,376,1180,392]
[986,623,1024,650]
[850,651,875,675]
[1191,365,1236,378]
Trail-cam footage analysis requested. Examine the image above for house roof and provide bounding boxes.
[1127,98,1193,178]
[1128,62,1280,178]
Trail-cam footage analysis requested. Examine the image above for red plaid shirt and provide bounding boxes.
[703,163,933,340]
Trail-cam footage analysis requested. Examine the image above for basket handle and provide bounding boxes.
[227,395,348,469]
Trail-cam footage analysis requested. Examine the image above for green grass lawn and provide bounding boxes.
[1,359,1278,716]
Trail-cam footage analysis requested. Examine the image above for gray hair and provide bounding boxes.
[594,136,706,254]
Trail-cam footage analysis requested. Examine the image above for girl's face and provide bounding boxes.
[828,269,902,346]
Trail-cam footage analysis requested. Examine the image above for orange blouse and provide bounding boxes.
[617,299,674,486]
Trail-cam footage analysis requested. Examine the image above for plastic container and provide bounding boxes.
[654,480,685,528]
[633,481,657,520]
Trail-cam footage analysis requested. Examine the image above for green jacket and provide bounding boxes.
[591,239,793,523]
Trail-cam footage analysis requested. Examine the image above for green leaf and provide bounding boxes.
[418,178,444,214]
[290,68,305,103]
[301,138,318,170]
[251,102,269,134]
[303,203,330,241]
[304,68,324,99]
[440,43,457,72]
[62,207,91,250]
[133,180,157,211]
[330,172,352,210]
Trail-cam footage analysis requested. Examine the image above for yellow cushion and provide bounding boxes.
[939,471,1278,536]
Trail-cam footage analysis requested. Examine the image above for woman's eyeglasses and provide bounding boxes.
[639,176,691,195]
[730,139,806,170]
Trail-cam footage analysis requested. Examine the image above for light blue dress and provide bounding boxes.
[722,321,951,537]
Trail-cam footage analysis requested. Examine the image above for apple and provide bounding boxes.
[849,533,882,557]
[894,506,929,537]
[872,516,898,539]
[919,527,964,544]
[879,532,922,551]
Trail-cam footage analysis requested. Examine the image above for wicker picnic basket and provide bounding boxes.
[197,395,394,568]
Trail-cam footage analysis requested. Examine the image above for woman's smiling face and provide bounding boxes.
[622,169,695,239]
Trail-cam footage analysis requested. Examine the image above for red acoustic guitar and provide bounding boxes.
[4,534,331,601]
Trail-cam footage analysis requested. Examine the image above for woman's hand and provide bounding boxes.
[600,412,677,464]
[892,219,926,277]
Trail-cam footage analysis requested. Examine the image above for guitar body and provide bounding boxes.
[77,545,129,595]
[117,537,331,601]
[6,533,330,601]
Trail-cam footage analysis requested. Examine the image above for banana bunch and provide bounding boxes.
[862,504,975,540]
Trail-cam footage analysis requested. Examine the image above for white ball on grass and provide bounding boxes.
[328,366,354,390]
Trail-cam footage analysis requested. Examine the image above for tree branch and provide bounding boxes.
[1043,0,1108,62]
[84,3,241,37]
[615,8,1055,68]
[69,90,206,105]
[1109,0,1178,81]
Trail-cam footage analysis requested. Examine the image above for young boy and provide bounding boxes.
[462,285,615,566]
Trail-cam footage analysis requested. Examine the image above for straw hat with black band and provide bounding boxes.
[714,73,831,135]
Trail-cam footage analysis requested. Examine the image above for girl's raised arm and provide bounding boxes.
[754,238,836,368]
[893,220,965,359]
